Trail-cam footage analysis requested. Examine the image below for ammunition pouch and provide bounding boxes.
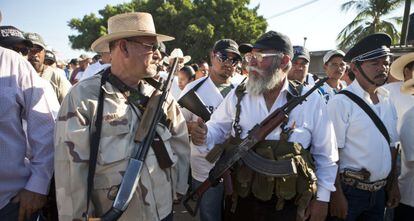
[230,136,317,212]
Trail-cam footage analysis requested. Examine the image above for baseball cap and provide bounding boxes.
[45,50,56,62]
[25,32,46,49]
[0,26,33,48]
[251,31,293,58]
[293,46,310,62]
[323,49,345,64]
[213,39,242,60]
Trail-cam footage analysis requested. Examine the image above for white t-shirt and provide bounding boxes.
[319,81,347,103]
[382,81,414,133]
[327,80,399,182]
[399,106,414,207]
[205,78,338,202]
[80,61,111,81]
[179,76,233,182]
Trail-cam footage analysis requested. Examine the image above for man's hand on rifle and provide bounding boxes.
[190,117,207,146]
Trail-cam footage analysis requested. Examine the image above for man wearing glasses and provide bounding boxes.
[179,39,241,221]
[25,32,71,104]
[190,31,338,221]
[54,12,191,221]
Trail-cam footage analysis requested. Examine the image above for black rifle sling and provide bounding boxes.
[84,68,110,218]
[338,90,390,145]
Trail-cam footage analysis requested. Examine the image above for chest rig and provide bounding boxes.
[227,81,317,214]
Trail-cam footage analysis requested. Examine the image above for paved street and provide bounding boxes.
[173,201,200,221]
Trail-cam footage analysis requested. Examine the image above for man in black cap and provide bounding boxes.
[190,31,338,221]
[26,32,71,103]
[179,38,241,221]
[327,33,400,221]
[288,45,318,85]
[0,26,32,57]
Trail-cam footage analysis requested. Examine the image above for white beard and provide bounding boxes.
[246,66,283,96]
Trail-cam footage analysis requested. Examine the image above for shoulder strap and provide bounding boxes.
[338,90,390,145]
[233,82,247,138]
[192,76,209,92]
[83,68,110,219]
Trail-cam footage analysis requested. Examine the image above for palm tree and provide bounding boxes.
[337,0,405,49]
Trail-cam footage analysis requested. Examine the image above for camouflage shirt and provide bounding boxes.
[54,73,190,221]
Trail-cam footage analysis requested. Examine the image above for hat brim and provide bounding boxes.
[390,53,414,81]
[401,78,414,94]
[91,31,174,52]
[293,55,310,62]
[0,37,33,48]
[217,48,242,61]
[163,55,191,65]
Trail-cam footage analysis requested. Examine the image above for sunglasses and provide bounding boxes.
[126,39,159,52]
[244,52,281,63]
[215,52,240,66]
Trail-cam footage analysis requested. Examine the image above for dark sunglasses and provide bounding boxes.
[215,52,240,66]
[29,46,44,54]
[126,39,159,52]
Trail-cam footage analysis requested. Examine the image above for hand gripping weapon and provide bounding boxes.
[182,78,327,216]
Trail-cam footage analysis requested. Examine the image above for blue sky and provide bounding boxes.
[0,0,410,60]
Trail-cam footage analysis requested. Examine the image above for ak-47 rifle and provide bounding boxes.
[88,58,180,221]
[182,78,327,216]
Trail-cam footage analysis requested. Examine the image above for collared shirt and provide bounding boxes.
[79,61,111,81]
[327,80,399,182]
[54,72,190,221]
[319,80,347,103]
[205,78,338,202]
[399,106,414,207]
[382,81,414,133]
[179,76,235,182]
[41,66,72,103]
[0,47,58,209]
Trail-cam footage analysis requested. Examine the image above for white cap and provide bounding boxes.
[323,49,345,64]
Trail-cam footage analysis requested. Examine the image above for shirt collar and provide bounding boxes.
[348,80,389,104]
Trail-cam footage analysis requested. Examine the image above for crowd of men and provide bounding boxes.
[0,10,413,221]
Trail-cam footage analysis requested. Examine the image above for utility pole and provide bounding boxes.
[400,0,411,45]
[303,37,308,47]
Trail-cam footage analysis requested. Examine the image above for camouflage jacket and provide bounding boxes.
[54,73,190,221]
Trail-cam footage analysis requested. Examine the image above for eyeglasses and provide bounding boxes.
[126,39,159,52]
[215,52,240,66]
[244,52,281,63]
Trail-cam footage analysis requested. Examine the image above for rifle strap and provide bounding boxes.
[83,68,110,219]
[337,90,390,145]
[232,80,303,139]
[107,74,173,169]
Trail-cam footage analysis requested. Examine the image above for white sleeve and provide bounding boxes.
[309,94,339,202]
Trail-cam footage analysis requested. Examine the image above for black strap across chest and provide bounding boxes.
[337,90,390,145]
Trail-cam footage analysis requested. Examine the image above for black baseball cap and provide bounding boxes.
[248,31,293,58]
[344,33,392,63]
[293,46,310,62]
[0,26,33,48]
[45,50,56,62]
[213,39,242,60]
[238,43,253,54]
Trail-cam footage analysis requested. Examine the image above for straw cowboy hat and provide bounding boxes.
[164,48,191,64]
[390,52,414,81]
[401,78,414,95]
[91,12,174,52]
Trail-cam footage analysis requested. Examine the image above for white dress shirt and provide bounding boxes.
[382,81,414,133]
[179,76,233,182]
[327,80,399,182]
[399,106,414,207]
[319,80,347,103]
[205,78,338,202]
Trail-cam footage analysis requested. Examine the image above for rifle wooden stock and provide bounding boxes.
[183,78,328,216]
[178,90,211,121]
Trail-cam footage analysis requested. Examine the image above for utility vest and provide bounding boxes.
[225,82,317,213]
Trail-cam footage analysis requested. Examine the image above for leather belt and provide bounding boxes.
[341,175,387,192]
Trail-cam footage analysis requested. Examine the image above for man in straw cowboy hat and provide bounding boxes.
[388,52,414,221]
[54,12,191,221]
